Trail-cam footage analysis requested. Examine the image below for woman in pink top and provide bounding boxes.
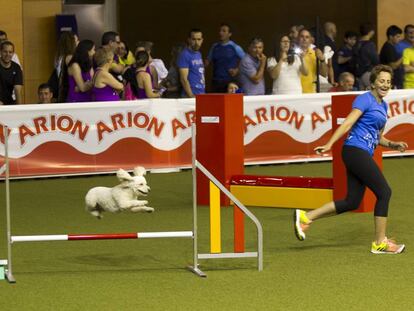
[92,48,124,102]
[135,51,160,99]
[66,40,95,102]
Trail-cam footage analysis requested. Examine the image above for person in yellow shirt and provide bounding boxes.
[118,41,136,66]
[298,29,328,93]
[402,32,414,88]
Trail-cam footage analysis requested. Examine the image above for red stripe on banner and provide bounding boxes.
[2,138,192,178]
[244,130,332,163]
[68,233,138,240]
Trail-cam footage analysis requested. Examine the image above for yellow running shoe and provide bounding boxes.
[293,209,311,241]
[371,237,405,254]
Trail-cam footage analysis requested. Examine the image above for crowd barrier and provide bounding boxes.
[0,90,413,178]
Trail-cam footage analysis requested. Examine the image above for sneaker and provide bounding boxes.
[371,237,405,254]
[293,209,311,241]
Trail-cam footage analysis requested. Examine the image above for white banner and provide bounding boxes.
[1,90,414,177]
[243,91,414,144]
[0,99,195,158]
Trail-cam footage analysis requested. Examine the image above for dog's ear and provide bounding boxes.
[116,169,132,182]
[133,166,146,176]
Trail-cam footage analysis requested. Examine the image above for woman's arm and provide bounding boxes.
[379,129,408,152]
[102,72,124,91]
[110,63,125,75]
[314,108,363,153]
[267,57,283,80]
[70,63,92,92]
[140,72,160,98]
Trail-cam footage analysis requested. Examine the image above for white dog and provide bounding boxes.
[85,166,154,218]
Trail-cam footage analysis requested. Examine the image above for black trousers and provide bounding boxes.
[335,146,392,217]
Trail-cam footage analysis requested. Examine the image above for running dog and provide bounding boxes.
[85,166,154,218]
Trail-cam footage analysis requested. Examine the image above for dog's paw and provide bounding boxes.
[138,200,148,206]
[90,210,103,219]
[130,206,154,213]
[144,207,154,213]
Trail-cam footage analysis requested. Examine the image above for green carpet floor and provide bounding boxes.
[0,158,413,310]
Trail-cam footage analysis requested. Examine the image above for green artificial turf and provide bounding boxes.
[0,158,413,310]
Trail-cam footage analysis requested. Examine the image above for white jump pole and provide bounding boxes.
[11,231,193,243]
[4,126,15,283]
[188,125,206,277]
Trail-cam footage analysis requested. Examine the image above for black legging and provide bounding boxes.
[334,145,391,217]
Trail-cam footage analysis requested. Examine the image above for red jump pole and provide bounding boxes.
[68,233,138,240]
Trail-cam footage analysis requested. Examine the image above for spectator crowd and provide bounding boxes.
[1,21,414,105]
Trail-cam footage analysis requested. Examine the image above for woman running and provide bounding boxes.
[294,64,408,254]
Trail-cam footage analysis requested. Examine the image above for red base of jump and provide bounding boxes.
[231,175,334,189]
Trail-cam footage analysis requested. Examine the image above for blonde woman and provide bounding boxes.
[92,48,124,101]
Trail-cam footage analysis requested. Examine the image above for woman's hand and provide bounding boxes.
[314,144,332,155]
[315,48,326,62]
[279,50,288,62]
[389,141,408,152]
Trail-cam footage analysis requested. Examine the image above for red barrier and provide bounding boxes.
[195,94,245,252]
[195,94,245,205]
[231,175,334,189]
